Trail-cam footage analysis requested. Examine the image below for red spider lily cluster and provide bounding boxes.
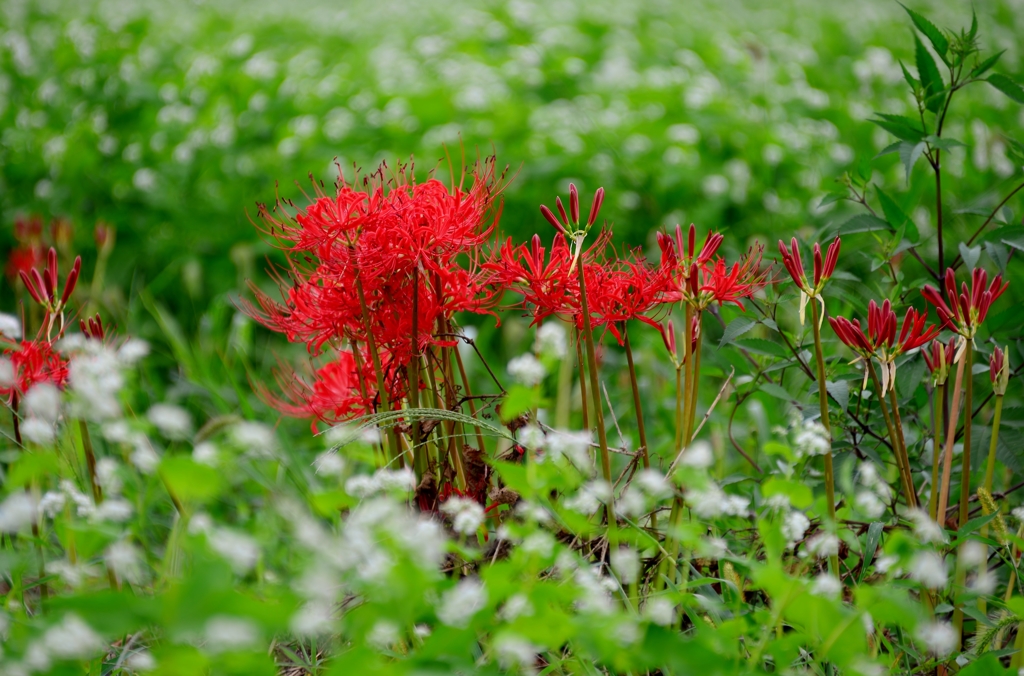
[778,237,841,296]
[923,338,957,387]
[921,267,1008,338]
[829,299,940,359]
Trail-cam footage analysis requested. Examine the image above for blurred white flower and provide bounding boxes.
[21,418,56,444]
[855,491,885,519]
[679,440,713,469]
[126,650,156,671]
[94,498,133,523]
[39,491,67,518]
[105,540,146,584]
[96,458,123,495]
[117,339,150,365]
[805,533,839,559]
[916,621,957,657]
[441,496,485,535]
[290,600,334,637]
[908,509,946,544]
[518,424,545,451]
[147,404,192,440]
[314,451,346,477]
[130,438,161,474]
[811,573,841,597]
[494,633,541,669]
[0,313,22,339]
[193,441,219,466]
[783,510,810,547]
[0,357,14,389]
[208,528,260,574]
[910,551,948,589]
[687,483,748,518]
[961,541,987,567]
[794,419,829,457]
[231,421,276,457]
[437,579,487,628]
[344,474,380,498]
[376,467,416,492]
[204,616,260,652]
[645,597,675,626]
[42,614,104,660]
[535,322,567,359]
[565,480,611,514]
[507,353,546,387]
[0,493,38,533]
[610,547,640,584]
[634,469,671,499]
[367,620,400,648]
[546,429,592,468]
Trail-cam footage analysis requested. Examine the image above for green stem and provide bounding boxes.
[574,325,590,432]
[887,383,917,509]
[622,325,650,470]
[355,273,400,464]
[867,363,916,510]
[453,334,488,456]
[576,264,612,487]
[409,270,424,478]
[959,346,974,528]
[928,383,944,521]
[983,395,1004,496]
[936,349,967,524]
[810,300,839,577]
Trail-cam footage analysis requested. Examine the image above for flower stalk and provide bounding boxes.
[810,299,840,577]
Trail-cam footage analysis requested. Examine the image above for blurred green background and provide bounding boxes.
[2,0,1022,428]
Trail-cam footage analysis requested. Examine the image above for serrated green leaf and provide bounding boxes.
[871,114,925,143]
[901,4,949,62]
[924,134,966,151]
[988,74,1024,104]
[876,187,918,242]
[839,214,890,235]
[899,141,927,183]
[859,522,884,583]
[819,191,848,207]
[970,50,1004,79]
[718,315,757,349]
[825,379,849,411]
[760,383,794,402]
[734,337,790,358]
[914,35,945,112]
[874,141,902,159]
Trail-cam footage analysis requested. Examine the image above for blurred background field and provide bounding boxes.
[2,0,1023,439]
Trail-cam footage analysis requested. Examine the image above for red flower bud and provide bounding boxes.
[61,256,81,306]
[540,205,565,234]
[555,196,569,228]
[569,183,580,225]
[813,243,823,286]
[587,187,605,227]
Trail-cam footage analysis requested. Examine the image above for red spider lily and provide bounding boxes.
[245,157,509,428]
[582,252,670,343]
[777,236,841,295]
[657,317,700,364]
[657,223,723,302]
[990,345,1010,395]
[830,299,939,358]
[5,244,43,282]
[540,183,605,235]
[922,338,956,386]
[0,339,70,404]
[261,350,378,432]
[695,245,770,310]
[18,247,81,340]
[921,267,1008,338]
[80,314,107,341]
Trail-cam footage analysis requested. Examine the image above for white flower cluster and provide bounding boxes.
[441,496,485,535]
[564,480,612,514]
[344,467,417,498]
[21,382,61,444]
[534,322,567,359]
[686,482,749,519]
[507,353,546,387]
[617,469,672,519]
[854,462,891,519]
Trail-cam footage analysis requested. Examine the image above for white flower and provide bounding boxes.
[0,492,38,533]
[96,458,122,495]
[39,491,67,518]
[1013,506,1024,524]
[117,339,150,365]
[610,547,640,584]
[535,322,567,358]
[46,559,95,587]
[130,438,161,474]
[545,429,592,468]
[916,621,957,657]
[193,441,219,466]
[507,354,546,387]
[441,496,485,535]
[0,358,14,389]
[367,620,400,648]
[230,421,276,457]
[290,600,334,637]
[208,528,260,574]
[314,451,346,478]
[855,491,886,519]
[908,509,946,544]
[494,633,541,669]
[521,532,554,557]
[634,469,671,499]
[687,483,749,518]
[345,474,380,498]
[875,555,899,574]
[126,650,156,671]
[565,480,612,514]
[805,533,839,559]
[24,383,61,423]
[794,419,829,457]
[699,537,728,560]
[499,594,533,622]
[0,312,22,339]
[147,404,193,440]
[21,418,56,444]
[102,420,134,444]
[960,541,987,567]
[437,579,487,628]
[910,551,948,589]
[375,467,416,492]
[204,616,260,653]
[105,540,145,584]
[42,614,104,660]
[679,440,713,469]
[645,597,675,626]
[518,424,546,451]
[189,512,213,535]
[66,344,124,420]
[811,573,841,597]
[93,498,133,523]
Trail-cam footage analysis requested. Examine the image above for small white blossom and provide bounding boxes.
[811,573,841,597]
[0,313,22,339]
[518,424,545,451]
[645,597,675,626]
[42,614,104,660]
[441,496,485,535]
[535,322,567,358]
[126,650,156,671]
[546,429,592,468]
[494,634,541,669]
[805,533,839,559]
[208,528,260,574]
[314,451,346,477]
[794,419,829,457]
[679,440,713,469]
[230,421,276,457]
[290,600,334,637]
[908,509,946,544]
[96,458,122,495]
[105,540,146,584]
[507,353,546,386]
[117,339,150,365]
[699,537,728,560]
[0,358,14,389]
[130,438,161,474]
[909,551,948,589]
[0,492,38,533]
[960,541,987,567]
[875,555,899,574]
[193,441,219,466]
[94,498,133,523]
[1012,506,1024,523]
[375,467,416,492]
[855,491,886,519]
[147,404,193,440]
[367,620,400,648]
[39,491,67,518]
[610,547,640,584]
[499,594,533,622]
[687,483,749,518]
[634,469,671,499]
[345,474,380,498]
[916,621,957,657]
[204,616,260,652]
[21,418,56,444]
[24,383,61,423]
[565,480,612,514]
[437,579,488,628]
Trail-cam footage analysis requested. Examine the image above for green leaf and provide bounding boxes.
[874,141,902,159]
[159,456,225,504]
[760,383,794,401]
[988,74,1024,104]
[959,241,981,271]
[899,141,927,183]
[958,653,1007,676]
[860,522,885,583]
[871,114,925,143]
[970,50,1004,79]
[825,379,850,412]
[500,385,544,422]
[819,191,848,208]
[924,134,966,151]
[901,4,949,62]
[733,337,790,357]
[762,477,813,509]
[718,315,757,349]
[895,355,927,400]
[899,60,919,90]
[914,35,945,112]
[876,187,918,242]
[839,214,890,235]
